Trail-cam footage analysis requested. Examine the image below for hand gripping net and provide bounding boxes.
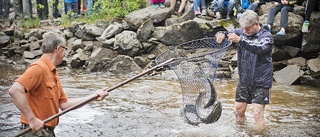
[155,37,232,125]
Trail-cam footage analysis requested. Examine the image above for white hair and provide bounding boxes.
[42,32,66,53]
[239,10,259,27]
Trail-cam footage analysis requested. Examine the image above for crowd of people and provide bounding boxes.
[164,0,318,34]
[0,0,95,20]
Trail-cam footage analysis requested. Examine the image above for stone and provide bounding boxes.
[273,65,304,85]
[307,57,320,76]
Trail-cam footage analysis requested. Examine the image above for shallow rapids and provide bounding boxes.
[0,66,319,137]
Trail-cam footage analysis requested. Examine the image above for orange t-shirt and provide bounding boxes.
[16,55,68,128]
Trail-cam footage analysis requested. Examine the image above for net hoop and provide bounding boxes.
[156,37,232,125]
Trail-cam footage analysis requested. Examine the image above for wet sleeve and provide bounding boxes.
[229,28,243,36]
[238,31,274,54]
[15,65,44,93]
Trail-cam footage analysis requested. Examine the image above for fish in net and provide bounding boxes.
[155,37,232,125]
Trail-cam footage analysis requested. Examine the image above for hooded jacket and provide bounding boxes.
[230,24,274,88]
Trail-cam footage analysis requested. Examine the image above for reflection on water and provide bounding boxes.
[0,66,319,137]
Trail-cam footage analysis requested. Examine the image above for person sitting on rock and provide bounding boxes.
[65,0,79,20]
[170,0,190,16]
[210,0,234,20]
[301,0,319,33]
[193,0,207,16]
[263,0,296,36]
[234,0,262,21]
[151,0,166,8]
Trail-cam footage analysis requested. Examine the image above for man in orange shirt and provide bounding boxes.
[9,32,109,136]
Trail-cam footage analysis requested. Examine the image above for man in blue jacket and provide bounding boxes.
[216,10,274,131]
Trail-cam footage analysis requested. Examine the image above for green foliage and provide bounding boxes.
[36,3,44,9]
[60,0,147,27]
[20,18,41,29]
[91,0,147,19]
[22,0,147,29]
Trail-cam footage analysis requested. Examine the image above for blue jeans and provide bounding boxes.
[266,4,293,28]
[66,2,78,19]
[236,3,258,20]
[84,0,93,16]
[193,0,206,12]
[217,0,234,15]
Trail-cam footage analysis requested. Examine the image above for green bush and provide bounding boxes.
[20,18,41,29]
[91,0,147,19]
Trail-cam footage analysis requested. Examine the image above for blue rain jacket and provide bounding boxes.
[229,24,274,88]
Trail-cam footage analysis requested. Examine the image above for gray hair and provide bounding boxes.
[42,32,66,53]
[239,10,259,27]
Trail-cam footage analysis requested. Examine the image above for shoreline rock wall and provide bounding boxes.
[0,2,319,87]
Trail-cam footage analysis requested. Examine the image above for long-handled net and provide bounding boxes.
[155,37,232,125]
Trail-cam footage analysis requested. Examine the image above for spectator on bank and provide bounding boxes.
[13,0,33,19]
[84,0,95,17]
[234,0,261,20]
[170,0,178,9]
[151,0,166,8]
[301,0,319,33]
[263,0,296,36]
[171,0,190,16]
[65,0,79,20]
[194,0,207,16]
[36,0,49,19]
[77,0,81,14]
[215,0,235,19]
[209,0,219,17]
[52,0,62,18]
[0,0,10,19]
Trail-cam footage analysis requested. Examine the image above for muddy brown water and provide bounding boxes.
[0,64,319,137]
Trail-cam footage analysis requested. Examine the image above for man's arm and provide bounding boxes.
[238,34,274,54]
[59,89,108,111]
[8,82,44,131]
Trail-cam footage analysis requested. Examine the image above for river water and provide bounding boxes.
[0,64,319,137]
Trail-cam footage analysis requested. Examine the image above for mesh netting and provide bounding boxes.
[155,37,232,125]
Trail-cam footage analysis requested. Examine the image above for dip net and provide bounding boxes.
[155,37,232,125]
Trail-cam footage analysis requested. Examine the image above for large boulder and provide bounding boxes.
[125,6,173,30]
[107,55,143,75]
[153,20,203,45]
[113,31,143,57]
[301,11,320,53]
[0,32,10,48]
[273,65,304,85]
[259,3,304,47]
[137,19,154,43]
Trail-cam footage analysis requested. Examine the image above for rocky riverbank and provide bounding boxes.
[0,2,319,87]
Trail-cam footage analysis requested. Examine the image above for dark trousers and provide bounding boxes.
[52,0,61,17]
[0,0,10,19]
[77,0,81,14]
[305,0,319,21]
[266,4,293,28]
[36,0,49,19]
